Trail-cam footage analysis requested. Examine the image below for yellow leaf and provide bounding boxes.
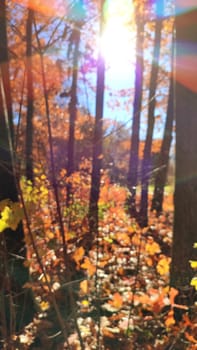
[156,257,171,275]
[39,273,50,283]
[145,237,161,255]
[1,206,11,221]
[81,299,89,307]
[0,202,23,233]
[190,260,197,269]
[104,237,113,244]
[191,277,197,290]
[0,219,9,232]
[40,301,50,311]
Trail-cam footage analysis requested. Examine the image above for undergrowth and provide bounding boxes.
[0,167,196,350]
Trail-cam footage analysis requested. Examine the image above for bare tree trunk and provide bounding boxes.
[26,7,34,181]
[127,6,144,218]
[66,27,80,206]
[88,1,105,249]
[170,7,197,288]
[139,0,164,227]
[0,0,14,141]
[151,77,174,214]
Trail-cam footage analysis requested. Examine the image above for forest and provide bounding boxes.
[0,0,197,349]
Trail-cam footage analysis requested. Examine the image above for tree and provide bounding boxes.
[151,25,175,214]
[0,0,35,338]
[151,77,174,214]
[88,0,105,248]
[66,25,81,206]
[170,5,197,288]
[127,1,145,217]
[139,0,164,227]
[25,6,34,181]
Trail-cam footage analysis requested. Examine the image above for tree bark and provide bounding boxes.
[170,6,197,287]
[127,5,144,217]
[88,1,105,248]
[26,7,34,181]
[151,77,174,214]
[139,0,163,227]
[0,0,14,141]
[66,27,80,206]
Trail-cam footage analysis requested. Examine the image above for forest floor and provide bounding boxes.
[18,184,197,350]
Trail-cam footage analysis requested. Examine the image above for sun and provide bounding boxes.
[100,0,135,71]
[101,18,135,70]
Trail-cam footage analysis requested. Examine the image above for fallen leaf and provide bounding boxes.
[81,257,96,277]
[165,310,175,328]
[72,247,85,267]
[109,292,123,309]
[80,279,88,294]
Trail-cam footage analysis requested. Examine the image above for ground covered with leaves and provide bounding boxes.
[5,170,197,350]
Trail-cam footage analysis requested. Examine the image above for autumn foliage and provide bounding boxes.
[0,168,196,349]
[0,1,196,349]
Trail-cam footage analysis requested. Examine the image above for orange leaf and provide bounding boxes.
[136,293,151,306]
[165,310,175,328]
[115,232,130,246]
[185,332,197,344]
[169,287,178,305]
[131,234,141,246]
[182,314,193,327]
[81,257,96,277]
[103,328,116,338]
[109,292,123,309]
[80,280,88,294]
[98,259,108,268]
[72,247,85,266]
[146,257,153,267]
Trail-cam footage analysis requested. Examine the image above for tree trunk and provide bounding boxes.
[170,6,197,288]
[151,77,174,214]
[0,0,35,337]
[127,6,144,217]
[0,0,14,141]
[88,1,105,249]
[66,27,80,206]
[26,7,34,181]
[139,0,163,227]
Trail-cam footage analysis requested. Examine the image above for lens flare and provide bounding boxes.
[101,0,135,70]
